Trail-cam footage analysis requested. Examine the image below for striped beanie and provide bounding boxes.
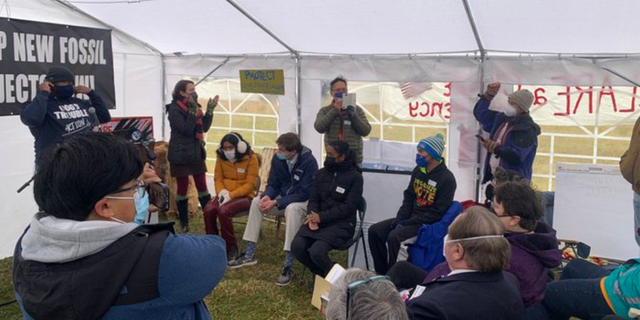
[417,133,445,161]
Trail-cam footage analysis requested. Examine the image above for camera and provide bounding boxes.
[148,182,169,211]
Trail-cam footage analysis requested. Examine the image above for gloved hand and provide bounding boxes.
[187,96,198,115]
[206,95,219,115]
[346,105,356,117]
[389,220,404,230]
[484,82,501,100]
[218,189,230,205]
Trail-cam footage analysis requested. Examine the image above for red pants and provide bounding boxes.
[203,196,251,252]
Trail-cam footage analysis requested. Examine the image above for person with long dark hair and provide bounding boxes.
[291,140,364,278]
[203,132,259,261]
[166,79,218,232]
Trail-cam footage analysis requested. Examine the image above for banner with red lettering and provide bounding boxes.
[0,18,115,116]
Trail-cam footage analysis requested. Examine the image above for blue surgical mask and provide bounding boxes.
[133,190,150,225]
[504,106,517,117]
[415,154,428,167]
[55,85,75,99]
[276,153,288,160]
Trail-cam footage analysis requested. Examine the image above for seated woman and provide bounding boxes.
[388,179,561,311]
[203,132,259,261]
[291,140,363,278]
[536,258,640,320]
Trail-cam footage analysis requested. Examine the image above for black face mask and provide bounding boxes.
[324,156,337,169]
[191,92,198,101]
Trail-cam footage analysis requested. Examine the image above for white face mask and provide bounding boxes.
[224,149,236,161]
[443,234,504,256]
[504,106,518,117]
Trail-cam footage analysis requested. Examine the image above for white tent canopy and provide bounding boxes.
[1,0,640,258]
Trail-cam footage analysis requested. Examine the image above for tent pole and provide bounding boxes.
[597,62,640,87]
[161,56,167,141]
[295,54,302,134]
[462,0,486,202]
[194,57,231,86]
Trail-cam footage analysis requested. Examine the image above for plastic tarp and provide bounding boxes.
[0,0,163,258]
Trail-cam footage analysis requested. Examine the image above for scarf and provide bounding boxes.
[176,98,204,141]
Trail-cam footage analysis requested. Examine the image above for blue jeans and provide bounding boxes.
[531,259,613,320]
[634,192,640,247]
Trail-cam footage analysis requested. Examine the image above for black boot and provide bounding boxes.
[177,199,189,233]
[199,194,211,212]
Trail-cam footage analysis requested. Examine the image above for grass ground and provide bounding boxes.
[0,211,347,320]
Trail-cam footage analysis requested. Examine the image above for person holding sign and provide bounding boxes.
[474,82,540,201]
[314,76,371,165]
[20,66,111,165]
[166,80,218,233]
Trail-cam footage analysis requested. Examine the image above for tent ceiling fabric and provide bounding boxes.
[471,0,640,54]
[68,0,640,56]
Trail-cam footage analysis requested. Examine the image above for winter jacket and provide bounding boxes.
[408,201,463,273]
[407,271,524,320]
[395,162,457,226]
[314,105,371,164]
[263,146,319,210]
[214,151,260,200]
[602,258,640,318]
[296,158,363,247]
[474,97,541,183]
[620,116,640,194]
[13,214,226,320]
[426,222,561,307]
[166,100,213,165]
[21,90,110,164]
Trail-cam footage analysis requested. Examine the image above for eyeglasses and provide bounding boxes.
[106,180,146,199]
[345,276,390,319]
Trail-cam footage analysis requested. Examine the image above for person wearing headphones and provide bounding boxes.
[203,132,259,261]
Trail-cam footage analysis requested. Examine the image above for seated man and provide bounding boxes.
[229,132,319,287]
[12,132,227,320]
[368,133,456,274]
[390,179,561,311]
[325,268,408,320]
[406,206,524,320]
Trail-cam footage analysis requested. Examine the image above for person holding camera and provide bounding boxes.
[474,82,540,201]
[166,80,218,233]
[203,132,260,261]
[12,132,227,320]
[20,66,111,165]
[314,76,371,165]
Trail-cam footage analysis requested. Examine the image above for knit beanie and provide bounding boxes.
[417,133,445,161]
[508,89,534,112]
[45,66,75,84]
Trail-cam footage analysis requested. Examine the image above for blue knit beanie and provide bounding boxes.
[417,133,445,161]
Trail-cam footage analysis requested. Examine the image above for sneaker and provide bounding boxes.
[227,247,239,262]
[276,266,294,287]
[227,254,257,269]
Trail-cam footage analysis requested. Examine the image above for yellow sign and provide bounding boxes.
[239,69,285,95]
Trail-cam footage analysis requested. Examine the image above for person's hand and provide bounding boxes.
[309,221,319,231]
[332,98,343,111]
[39,81,54,94]
[149,204,160,213]
[259,198,277,212]
[389,220,404,230]
[140,163,161,186]
[346,105,356,117]
[187,95,198,115]
[218,189,230,204]
[482,139,500,153]
[206,95,219,114]
[75,85,93,94]
[307,211,321,224]
[484,82,501,100]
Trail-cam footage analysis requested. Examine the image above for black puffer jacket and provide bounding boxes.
[166,100,212,165]
[296,158,363,247]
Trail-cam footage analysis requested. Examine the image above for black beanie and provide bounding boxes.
[45,66,75,84]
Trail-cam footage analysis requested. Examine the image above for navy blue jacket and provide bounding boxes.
[21,90,110,164]
[474,97,540,183]
[263,146,318,210]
